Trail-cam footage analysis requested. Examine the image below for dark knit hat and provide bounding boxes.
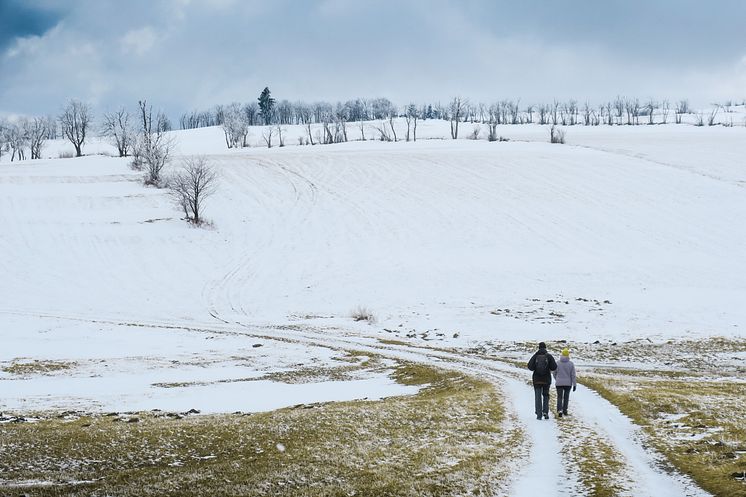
[539,342,547,349]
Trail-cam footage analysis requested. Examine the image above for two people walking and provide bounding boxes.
[527,342,577,420]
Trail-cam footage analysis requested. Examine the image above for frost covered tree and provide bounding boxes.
[169,156,218,225]
[27,117,49,160]
[646,100,657,125]
[102,108,134,157]
[276,99,293,125]
[449,96,466,139]
[276,124,286,147]
[537,104,548,125]
[370,97,395,120]
[58,99,91,157]
[136,100,173,186]
[6,120,28,161]
[405,103,418,142]
[675,99,689,124]
[258,87,275,125]
[487,103,500,141]
[222,103,249,149]
[334,102,349,142]
[0,120,6,160]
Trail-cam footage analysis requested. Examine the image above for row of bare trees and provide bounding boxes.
[0,101,86,161]
[0,116,56,161]
[3,95,743,161]
[183,97,405,130]
[0,99,216,226]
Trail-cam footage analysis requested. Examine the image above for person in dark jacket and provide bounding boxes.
[527,342,558,420]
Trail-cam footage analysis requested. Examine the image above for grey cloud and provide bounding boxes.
[1,0,744,118]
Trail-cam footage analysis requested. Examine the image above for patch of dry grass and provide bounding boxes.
[582,371,746,497]
[0,363,523,496]
[2,359,77,376]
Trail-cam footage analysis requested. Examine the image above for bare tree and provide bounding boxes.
[356,98,368,141]
[276,124,285,147]
[28,117,49,159]
[334,103,349,142]
[707,104,720,126]
[388,113,398,142]
[675,99,689,124]
[566,99,578,125]
[449,96,466,139]
[243,102,260,126]
[538,104,548,125]
[605,101,614,125]
[137,100,173,186]
[582,101,592,126]
[645,100,657,125]
[305,122,316,145]
[487,103,499,141]
[6,120,28,161]
[660,100,670,124]
[547,100,558,125]
[631,98,641,125]
[169,156,218,225]
[613,97,625,125]
[0,119,6,161]
[372,121,392,141]
[405,103,419,142]
[262,126,274,148]
[102,108,134,157]
[59,100,91,157]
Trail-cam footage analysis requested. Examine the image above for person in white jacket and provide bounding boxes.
[552,348,577,417]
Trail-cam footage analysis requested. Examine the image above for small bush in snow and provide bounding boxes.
[58,150,75,159]
[469,125,481,140]
[550,125,566,144]
[351,306,376,324]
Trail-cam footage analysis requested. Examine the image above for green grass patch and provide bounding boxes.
[0,363,523,496]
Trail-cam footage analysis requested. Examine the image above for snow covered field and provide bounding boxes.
[2,120,745,345]
[1,119,745,495]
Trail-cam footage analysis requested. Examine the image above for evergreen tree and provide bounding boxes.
[258,87,275,125]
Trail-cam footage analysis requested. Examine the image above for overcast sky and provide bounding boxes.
[1,0,745,118]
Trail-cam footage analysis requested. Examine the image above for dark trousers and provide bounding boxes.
[556,386,571,413]
[534,384,550,417]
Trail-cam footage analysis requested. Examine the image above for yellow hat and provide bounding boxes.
[561,348,570,357]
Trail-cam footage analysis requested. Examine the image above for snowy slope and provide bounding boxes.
[1,121,738,496]
[1,127,745,345]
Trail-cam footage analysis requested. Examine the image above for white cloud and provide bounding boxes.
[120,26,159,56]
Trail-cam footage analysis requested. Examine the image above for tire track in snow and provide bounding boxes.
[202,155,320,320]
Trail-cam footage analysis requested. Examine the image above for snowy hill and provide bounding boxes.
[2,119,743,497]
[2,122,745,345]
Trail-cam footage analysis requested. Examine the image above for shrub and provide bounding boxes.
[58,150,75,159]
[550,125,566,144]
[351,306,376,324]
[469,125,481,140]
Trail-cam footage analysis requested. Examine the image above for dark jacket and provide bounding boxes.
[527,349,557,386]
